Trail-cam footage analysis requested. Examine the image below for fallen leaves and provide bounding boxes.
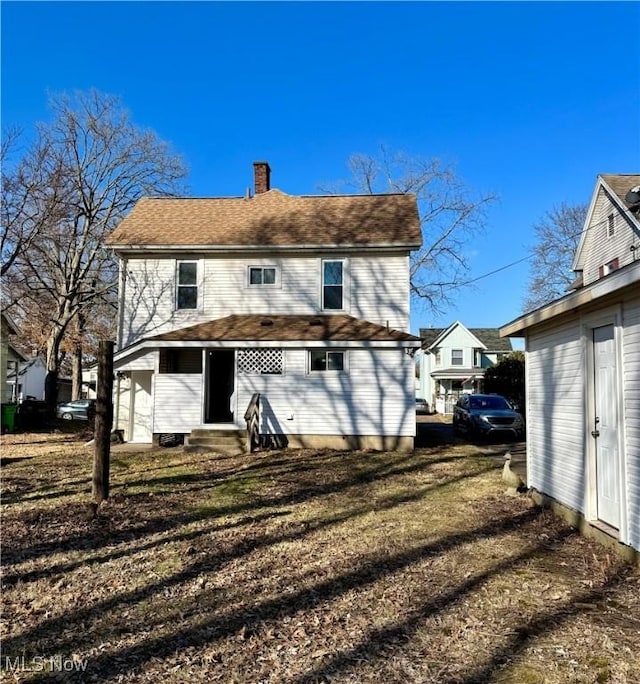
[1,433,638,683]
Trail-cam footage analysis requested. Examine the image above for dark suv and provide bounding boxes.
[452,393,524,440]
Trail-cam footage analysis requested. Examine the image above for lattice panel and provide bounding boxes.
[238,348,283,375]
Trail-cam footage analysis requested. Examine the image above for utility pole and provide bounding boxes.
[93,340,114,503]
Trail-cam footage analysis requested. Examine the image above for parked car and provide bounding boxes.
[56,399,96,421]
[415,398,430,415]
[452,393,524,440]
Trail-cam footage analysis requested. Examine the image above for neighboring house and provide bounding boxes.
[1,313,26,403]
[82,366,98,399]
[6,353,47,402]
[417,322,512,414]
[501,173,640,554]
[105,162,422,449]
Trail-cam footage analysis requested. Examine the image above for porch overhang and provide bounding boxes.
[430,368,485,380]
[114,314,421,367]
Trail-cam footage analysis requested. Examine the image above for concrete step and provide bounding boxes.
[184,443,245,455]
[190,428,245,438]
[185,429,247,455]
[189,435,246,447]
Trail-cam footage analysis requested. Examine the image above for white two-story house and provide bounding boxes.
[417,322,512,413]
[501,174,640,555]
[105,162,422,451]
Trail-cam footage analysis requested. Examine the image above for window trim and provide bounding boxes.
[246,265,280,288]
[451,349,464,366]
[176,260,199,311]
[321,258,346,311]
[308,349,347,374]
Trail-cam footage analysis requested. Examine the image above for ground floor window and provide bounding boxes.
[309,350,345,372]
[159,349,202,373]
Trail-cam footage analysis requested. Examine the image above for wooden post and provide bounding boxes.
[93,340,114,503]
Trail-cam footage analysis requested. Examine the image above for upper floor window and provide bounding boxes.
[248,266,277,286]
[473,349,482,367]
[435,350,442,366]
[451,349,463,366]
[322,260,344,310]
[607,214,615,238]
[599,257,619,278]
[309,350,345,372]
[177,261,198,310]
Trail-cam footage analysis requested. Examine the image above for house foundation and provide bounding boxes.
[530,489,639,566]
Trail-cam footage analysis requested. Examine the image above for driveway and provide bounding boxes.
[416,413,527,484]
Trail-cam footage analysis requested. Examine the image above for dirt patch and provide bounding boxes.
[1,433,638,682]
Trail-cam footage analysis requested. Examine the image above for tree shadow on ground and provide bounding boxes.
[9,504,545,679]
[2,447,494,567]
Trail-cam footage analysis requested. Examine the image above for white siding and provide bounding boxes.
[237,348,415,438]
[121,259,176,347]
[526,320,586,512]
[622,297,640,550]
[120,253,410,347]
[583,188,639,287]
[432,325,485,368]
[116,376,131,439]
[526,293,640,552]
[154,375,202,433]
[350,255,410,330]
[117,349,157,372]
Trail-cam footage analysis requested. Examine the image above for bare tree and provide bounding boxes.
[4,90,188,409]
[322,147,497,312]
[1,128,68,280]
[523,202,588,312]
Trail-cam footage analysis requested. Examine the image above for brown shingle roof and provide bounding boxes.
[600,174,640,209]
[105,190,422,248]
[419,326,512,351]
[149,315,420,343]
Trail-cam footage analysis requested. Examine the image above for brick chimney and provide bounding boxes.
[253,161,271,194]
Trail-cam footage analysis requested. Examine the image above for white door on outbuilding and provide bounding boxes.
[593,325,619,529]
[130,371,153,443]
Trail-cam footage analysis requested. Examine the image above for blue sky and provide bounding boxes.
[2,1,639,338]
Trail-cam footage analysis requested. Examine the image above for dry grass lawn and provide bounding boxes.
[1,431,639,683]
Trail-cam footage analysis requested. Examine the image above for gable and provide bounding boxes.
[106,190,422,250]
[6,344,26,362]
[420,323,512,357]
[1,312,19,337]
[573,174,640,287]
[436,323,484,350]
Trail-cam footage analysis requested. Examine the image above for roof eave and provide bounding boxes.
[107,241,422,252]
[114,337,421,365]
[500,260,640,337]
